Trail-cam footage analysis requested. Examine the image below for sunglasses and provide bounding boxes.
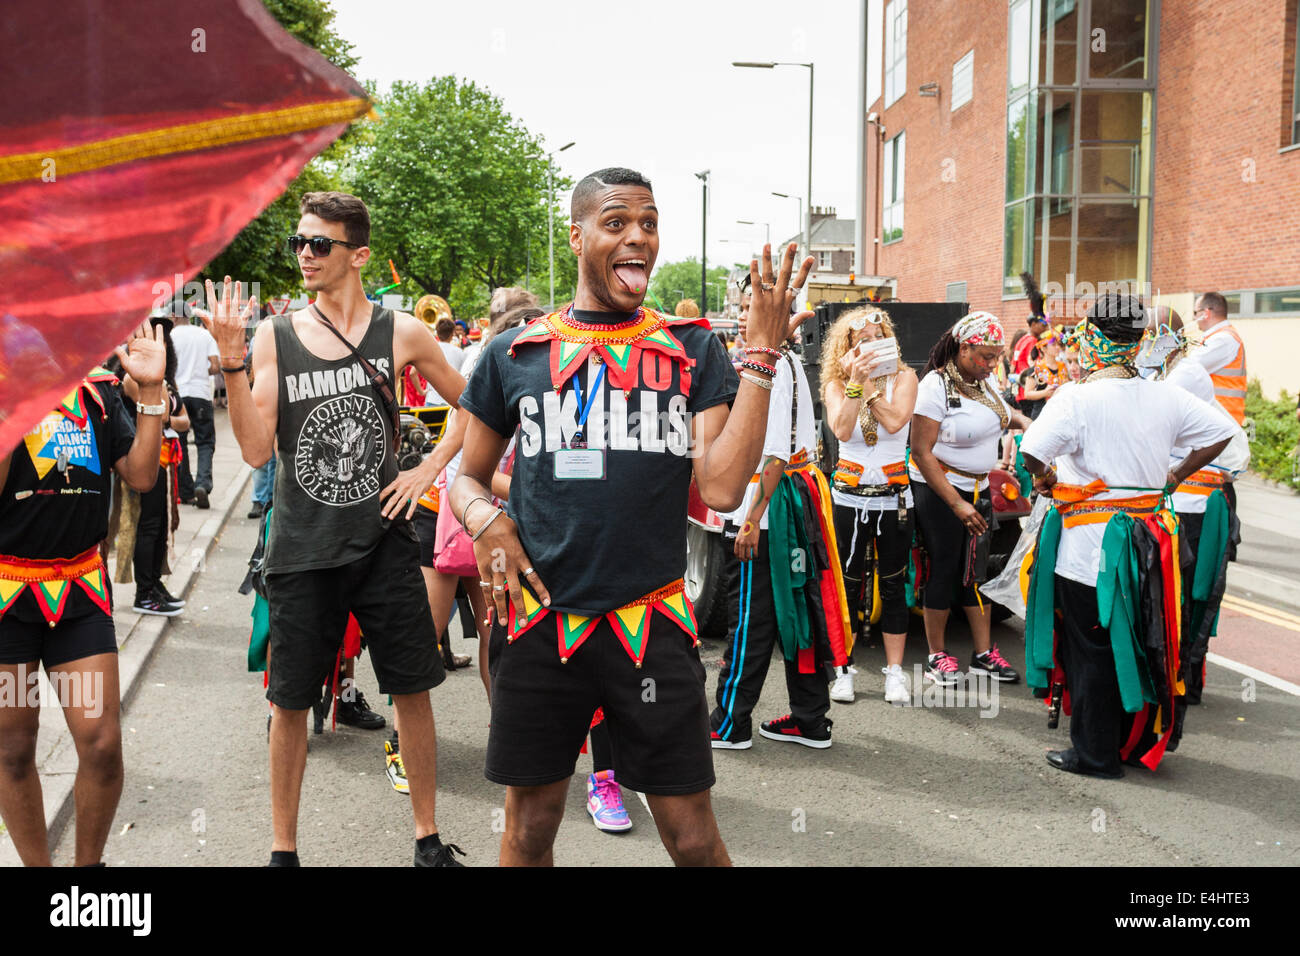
[848,312,885,330]
[287,234,363,257]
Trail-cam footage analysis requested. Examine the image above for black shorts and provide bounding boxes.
[264,524,445,709]
[413,508,439,568]
[0,591,118,668]
[485,613,714,795]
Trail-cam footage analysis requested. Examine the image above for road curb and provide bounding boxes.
[1226,564,1300,614]
[0,462,252,866]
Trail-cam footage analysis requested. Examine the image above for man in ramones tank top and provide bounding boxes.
[204,191,469,867]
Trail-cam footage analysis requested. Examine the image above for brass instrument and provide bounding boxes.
[414,294,452,330]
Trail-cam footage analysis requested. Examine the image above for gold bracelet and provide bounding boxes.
[865,390,883,407]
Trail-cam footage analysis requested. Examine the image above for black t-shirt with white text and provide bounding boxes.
[460,309,737,614]
[0,380,135,560]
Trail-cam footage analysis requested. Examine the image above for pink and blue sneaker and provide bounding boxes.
[586,770,632,833]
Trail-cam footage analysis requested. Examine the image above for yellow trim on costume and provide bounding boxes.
[0,97,370,185]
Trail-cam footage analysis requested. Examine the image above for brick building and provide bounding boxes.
[859,0,1300,394]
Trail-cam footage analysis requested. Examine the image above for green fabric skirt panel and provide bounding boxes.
[767,475,811,662]
[1024,506,1062,693]
[1094,514,1156,712]
[247,592,270,673]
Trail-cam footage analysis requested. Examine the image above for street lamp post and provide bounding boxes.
[695,170,710,315]
[736,219,770,248]
[734,61,814,268]
[546,141,575,310]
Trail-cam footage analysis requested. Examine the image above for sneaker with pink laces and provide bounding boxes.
[970,644,1021,683]
[924,651,962,686]
[586,770,632,833]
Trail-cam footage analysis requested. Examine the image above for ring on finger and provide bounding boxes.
[492,584,505,592]
[522,567,536,576]
[478,581,492,589]
[761,282,774,291]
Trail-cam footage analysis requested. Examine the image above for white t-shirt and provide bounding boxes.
[831,373,914,512]
[909,369,1010,493]
[1163,360,1240,515]
[424,340,465,404]
[720,355,816,531]
[1020,378,1236,586]
[171,323,220,401]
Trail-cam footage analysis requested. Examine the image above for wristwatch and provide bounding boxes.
[137,401,166,416]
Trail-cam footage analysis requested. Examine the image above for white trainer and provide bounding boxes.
[830,668,854,703]
[883,665,910,704]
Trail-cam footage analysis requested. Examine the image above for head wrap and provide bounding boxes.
[1077,319,1143,374]
[951,311,1004,347]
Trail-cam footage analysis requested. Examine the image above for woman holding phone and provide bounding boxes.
[821,307,917,704]
[909,312,1034,686]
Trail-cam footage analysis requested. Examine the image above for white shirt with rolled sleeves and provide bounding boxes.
[1020,378,1237,586]
[908,369,1010,494]
[719,354,816,531]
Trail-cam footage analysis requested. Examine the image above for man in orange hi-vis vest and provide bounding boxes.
[1190,292,1247,425]
[1189,290,1246,556]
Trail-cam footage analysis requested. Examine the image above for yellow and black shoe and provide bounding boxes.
[384,739,409,795]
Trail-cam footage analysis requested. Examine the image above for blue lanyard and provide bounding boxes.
[571,362,606,442]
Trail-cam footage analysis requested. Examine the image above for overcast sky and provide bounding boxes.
[332,0,880,274]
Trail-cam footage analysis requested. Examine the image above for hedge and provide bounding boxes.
[1246,380,1299,488]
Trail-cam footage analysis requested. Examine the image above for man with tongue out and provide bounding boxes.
[451,167,812,866]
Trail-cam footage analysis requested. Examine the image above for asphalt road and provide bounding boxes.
[52,486,1299,867]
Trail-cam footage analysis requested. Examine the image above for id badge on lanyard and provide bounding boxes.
[553,362,607,481]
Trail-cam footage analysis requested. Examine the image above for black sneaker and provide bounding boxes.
[194,488,210,510]
[247,502,265,519]
[414,837,466,867]
[133,595,183,617]
[336,690,386,730]
[154,583,184,608]
[758,713,832,749]
[969,645,1021,683]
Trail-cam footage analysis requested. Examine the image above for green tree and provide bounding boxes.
[199,0,360,299]
[349,77,561,318]
[649,258,733,316]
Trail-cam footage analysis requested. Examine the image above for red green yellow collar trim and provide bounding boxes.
[508,307,710,397]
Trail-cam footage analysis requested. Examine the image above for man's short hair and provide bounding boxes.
[1028,315,1048,328]
[571,167,653,224]
[299,191,370,247]
[1196,291,1228,318]
[1086,292,1146,344]
[435,317,455,340]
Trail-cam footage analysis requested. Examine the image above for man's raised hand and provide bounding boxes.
[201,276,258,360]
[745,242,814,350]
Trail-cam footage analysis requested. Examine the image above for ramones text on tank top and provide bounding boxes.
[265,305,406,574]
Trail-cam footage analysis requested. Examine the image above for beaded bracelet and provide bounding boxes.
[739,360,777,377]
[844,383,864,398]
[742,346,782,360]
[740,372,773,391]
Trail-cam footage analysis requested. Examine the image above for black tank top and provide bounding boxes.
[265,305,402,574]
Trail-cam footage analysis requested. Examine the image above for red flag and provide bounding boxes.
[0,0,369,452]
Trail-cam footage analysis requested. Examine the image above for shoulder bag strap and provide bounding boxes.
[309,304,401,434]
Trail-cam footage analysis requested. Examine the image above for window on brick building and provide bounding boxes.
[1293,18,1299,144]
[884,0,907,108]
[883,131,905,244]
[952,50,974,111]
[817,251,832,269]
[1003,0,1155,298]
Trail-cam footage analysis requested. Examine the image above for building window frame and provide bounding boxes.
[1224,287,1300,318]
[1002,0,1160,299]
[1292,10,1300,145]
[882,130,905,245]
[817,250,833,269]
[884,0,908,108]
[952,49,974,111]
